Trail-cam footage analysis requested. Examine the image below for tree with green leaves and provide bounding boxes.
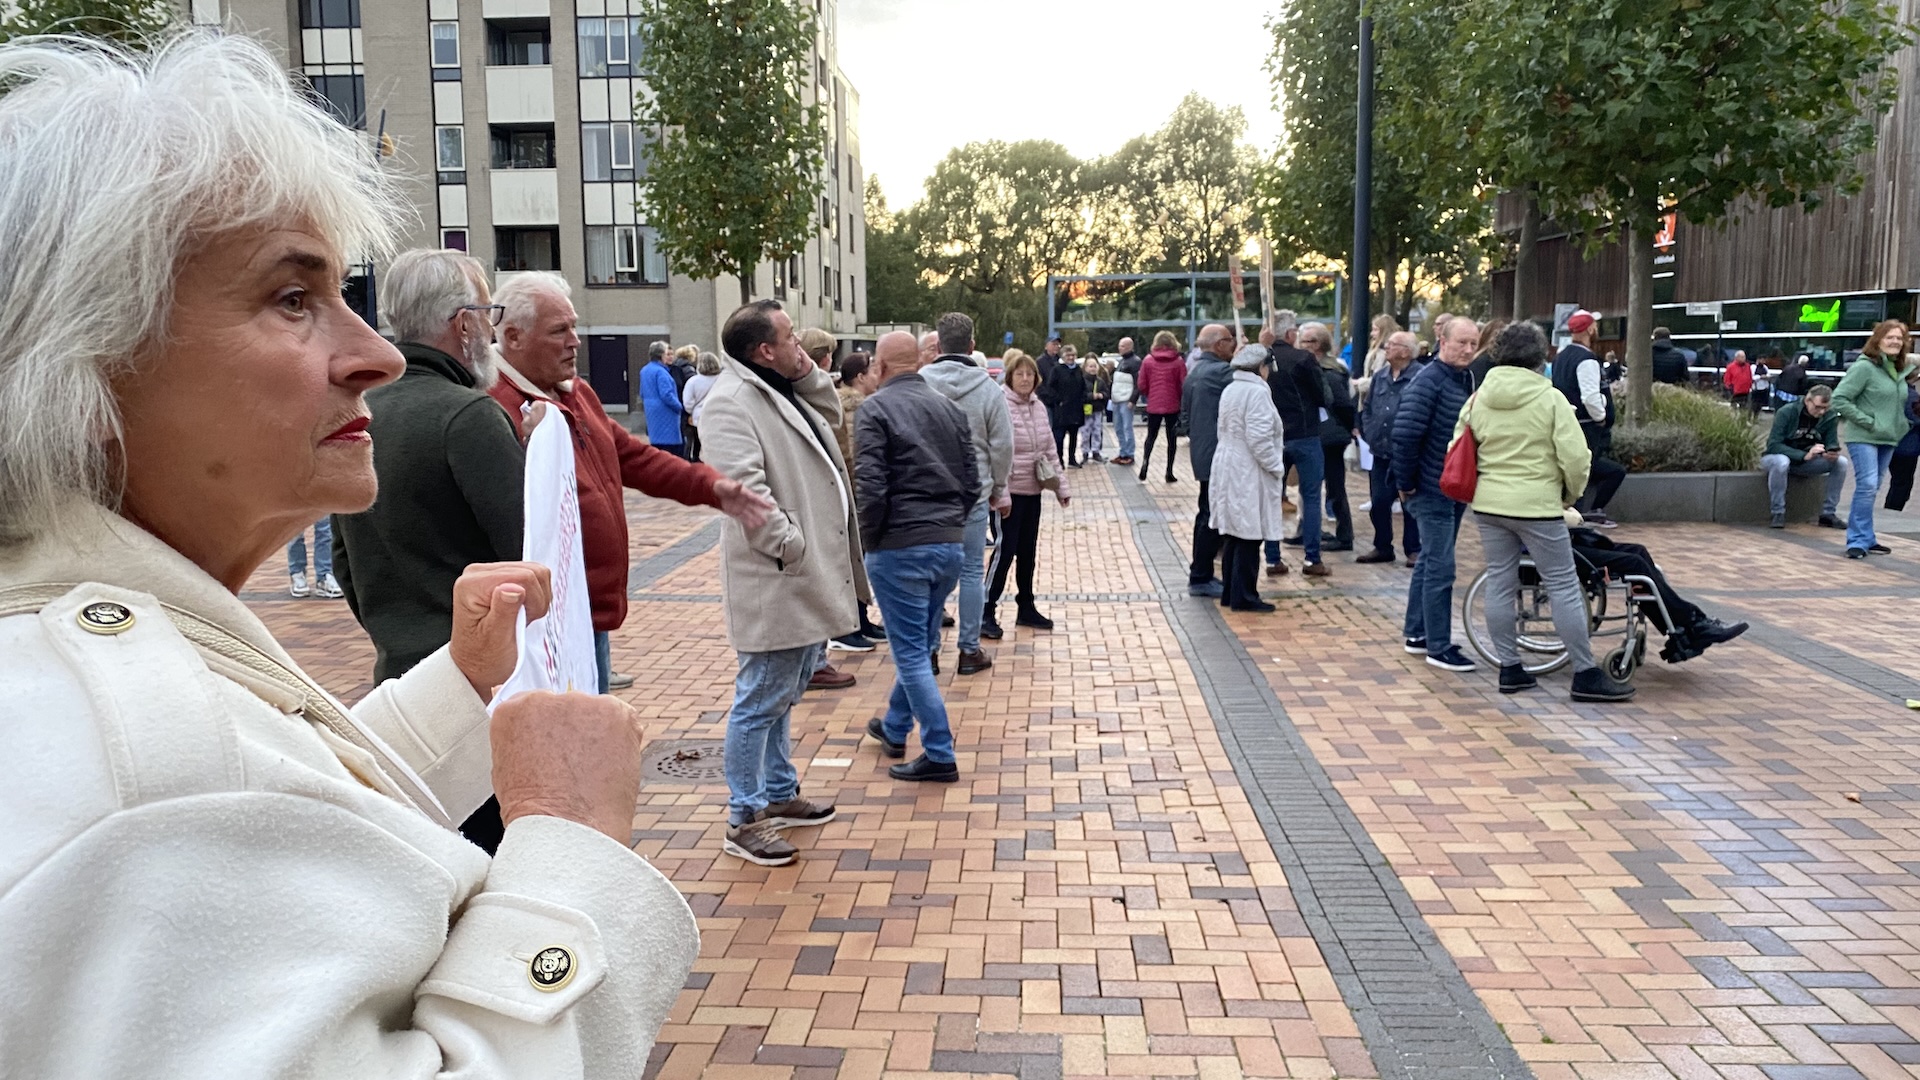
[1090,94,1262,274]
[635,0,826,307]
[1260,0,1489,320]
[1449,0,1910,420]
[0,0,173,45]
[861,176,936,325]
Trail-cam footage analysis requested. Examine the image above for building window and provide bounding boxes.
[822,261,831,307]
[430,21,460,67]
[491,126,555,169]
[577,16,644,77]
[789,254,803,295]
[834,271,842,312]
[773,259,787,299]
[435,126,465,171]
[581,122,612,181]
[487,23,551,66]
[306,74,366,129]
[300,0,360,28]
[441,229,468,252]
[586,225,667,286]
[609,122,634,170]
[848,213,856,253]
[606,17,629,64]
[496,227,560,272]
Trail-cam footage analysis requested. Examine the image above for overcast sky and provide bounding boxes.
[836,0,1285,207]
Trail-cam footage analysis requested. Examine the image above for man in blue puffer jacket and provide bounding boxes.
[1390,316,1481,672]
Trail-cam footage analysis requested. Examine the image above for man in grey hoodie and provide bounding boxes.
[921,312,1014,675]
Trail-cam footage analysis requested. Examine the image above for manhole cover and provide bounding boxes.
[642,738,727,784]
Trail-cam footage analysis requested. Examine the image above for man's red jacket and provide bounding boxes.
[490,361,722,632]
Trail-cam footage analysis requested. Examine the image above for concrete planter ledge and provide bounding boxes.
[1609,469,1827,525]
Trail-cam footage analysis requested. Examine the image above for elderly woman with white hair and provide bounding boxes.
[0,32,695,1077]
[1210,346,1288,612]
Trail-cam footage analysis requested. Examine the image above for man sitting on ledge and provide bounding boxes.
[1761,384,1847,529]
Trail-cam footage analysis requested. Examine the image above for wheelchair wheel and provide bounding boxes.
[1604,628,1647,682]
[1462,568,1575,675]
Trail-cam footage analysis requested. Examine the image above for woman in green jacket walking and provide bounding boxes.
[1830,320,1912,559]
[1457,323,1634,703]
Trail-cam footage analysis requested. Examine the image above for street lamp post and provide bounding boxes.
[1349,13,1374,375]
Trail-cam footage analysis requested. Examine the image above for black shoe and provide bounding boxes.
[1164,472,1177,483]
[866,716,905,758]
[1499,664,1537,694]
[1016,607,1053,630]
[1138,466,1149,481]
[1355,549,1396,564]
[1321,541,1354,553]
[828,633,875,653]
[957,648,993,675]
[860,619,887,641]
[1660,632,1704,664]
[889,754,959,783]
[1770,513,1786,529]
[1426,645,1478,672]
[1820,514,1843,528]
[1403,637,1427,655]
[1229,600,1277,613]
[1847,547,1868,559]
[1282,536,1306,547]
[1693,618,1749,647]
[941,613,956,627]
[1068,460,1083,469]
[1869,543,1892,555]
[981,618,1004,640]
[1570,666,1636,702]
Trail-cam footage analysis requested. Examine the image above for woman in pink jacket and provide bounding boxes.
[1134,330,1188,483]
[984,351,1070,640]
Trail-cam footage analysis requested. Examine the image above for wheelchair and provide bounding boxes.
[1461,549,1675,681]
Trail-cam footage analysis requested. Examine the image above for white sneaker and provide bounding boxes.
[316,572,344,599]
[289,571,309,597]
[1359,500,1373,512]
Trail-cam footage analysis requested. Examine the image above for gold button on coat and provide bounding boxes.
[529,946,576,992]
[77,601,135,635]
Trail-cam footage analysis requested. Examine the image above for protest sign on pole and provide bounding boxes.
[1228,254,1246,341]
[491,408,597,710]
[1258,238,1275,333]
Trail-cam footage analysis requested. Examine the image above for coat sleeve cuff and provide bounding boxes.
[350,647,494,822]
[444,816,700,1070]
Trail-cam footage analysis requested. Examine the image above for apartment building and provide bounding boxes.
[183,0,867,410]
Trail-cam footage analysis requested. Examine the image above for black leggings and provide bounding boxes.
[987,493,1042,613]
[1053,422,1079,465]
[1142,413,1179,475]
[1888,453,1918,511]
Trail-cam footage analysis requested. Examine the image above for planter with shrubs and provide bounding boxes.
[1603,386,1819,524]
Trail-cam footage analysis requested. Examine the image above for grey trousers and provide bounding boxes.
[1473,513,1595,673]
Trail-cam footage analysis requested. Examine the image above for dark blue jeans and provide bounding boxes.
[1401,492,1466,654]
[1367,463,1420,558]
[867,543,965,763]
[1267,438,1324,565]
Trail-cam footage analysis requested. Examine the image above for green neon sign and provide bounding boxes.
[1799,300,1841,333]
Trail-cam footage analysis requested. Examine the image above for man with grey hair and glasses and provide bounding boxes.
[333,247,525,852]
[486,272,774,692]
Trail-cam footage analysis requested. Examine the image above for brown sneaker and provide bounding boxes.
[723,821,797,866]
[763,797,837,830]
[1302,561,1331,577]
[807,663,855,691]
[957,648,993,675]
[1265,561,1289,577]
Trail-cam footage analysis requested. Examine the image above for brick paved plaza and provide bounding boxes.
[252,455,1920,1080]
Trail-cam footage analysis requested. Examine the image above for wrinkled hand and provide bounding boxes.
[715,478,776,529]
[1058,495,1072,507]
[449,562,552,701]
[1259,324,1277,348]
[493,691,644,844]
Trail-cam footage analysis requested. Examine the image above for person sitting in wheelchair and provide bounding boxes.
[1566,528,1749,663]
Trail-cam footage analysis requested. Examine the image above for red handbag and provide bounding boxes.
[1439,396,1479,503]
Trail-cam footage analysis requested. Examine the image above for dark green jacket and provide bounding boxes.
[333,343,525,683]
[1765,399,1839,461]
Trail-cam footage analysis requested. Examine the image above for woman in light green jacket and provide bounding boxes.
[1829,319,1912,558]
[1455,323,1632,703]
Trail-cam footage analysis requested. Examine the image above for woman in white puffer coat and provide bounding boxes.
[1210,346,1289,612]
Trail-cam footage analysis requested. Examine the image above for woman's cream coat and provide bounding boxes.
[0,501,697,1078]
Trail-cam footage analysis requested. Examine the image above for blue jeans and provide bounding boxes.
[593,631,611,694]
[957,502,990,653]
[1402,492,1467,654]
[287,517,333,577]
[1267,438,1325,565]
[1113,402,1136,457]
[867,543,964,764]
[1847,442,1895,550]
[724,642,822,825]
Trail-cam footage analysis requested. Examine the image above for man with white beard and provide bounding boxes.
[332,248,527,853]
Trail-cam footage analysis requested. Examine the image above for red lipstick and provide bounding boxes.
[323,416,371,443]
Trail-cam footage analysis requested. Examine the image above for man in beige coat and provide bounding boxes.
[698,300,861,866]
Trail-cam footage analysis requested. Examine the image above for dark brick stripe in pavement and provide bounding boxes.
[625,519,722,597]
[1115,475,1533,1080]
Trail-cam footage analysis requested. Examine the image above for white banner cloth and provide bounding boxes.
[491,407,598,709]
